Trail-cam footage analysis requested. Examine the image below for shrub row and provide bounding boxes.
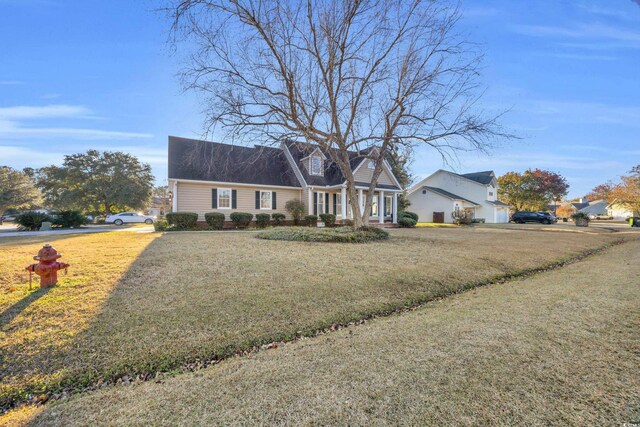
[162,212,290,231]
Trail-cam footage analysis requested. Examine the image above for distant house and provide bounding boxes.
[167,136,403,224]
[577,199,608,218]
[406,170,510,223]
[607,200,635,220]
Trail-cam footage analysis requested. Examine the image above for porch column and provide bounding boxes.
[379,190,385,224]
[341,187,347,218]
[172,181,178,212]
[358,188,364,212]
[392,192,398,223]
[308,188,313,215]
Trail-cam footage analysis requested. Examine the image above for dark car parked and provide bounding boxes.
[510,211,557,224]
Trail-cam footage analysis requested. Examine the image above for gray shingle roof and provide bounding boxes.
[459,171,495,185]
[423,186,479,205]
[486,200,510,207]
[168,136,301,187]
[578,200,608,216]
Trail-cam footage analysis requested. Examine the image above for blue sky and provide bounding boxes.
[1,0,639,198]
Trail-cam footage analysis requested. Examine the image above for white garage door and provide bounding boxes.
[497,208,509,223]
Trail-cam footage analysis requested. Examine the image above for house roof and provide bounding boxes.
[459,171,495,185]
[422,186,480,205]
[571,202,589,210]
[284,141,401,190]
[577,200,608,216]
[168,136,301,187]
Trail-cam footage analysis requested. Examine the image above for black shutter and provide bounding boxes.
[211,188,217,209]
[272,192,277,210]
[325,193,329,214]
[333,194,337,215]
[255,191,260,209]
[232,190,237,209]
[313,192,318,215]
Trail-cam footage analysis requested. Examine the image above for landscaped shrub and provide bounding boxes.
[256,226,389,243]
[398,211,419,222]
[230,212,253,228]
[15,211,52,231]
[166,212,198,230]
[271,213,286,226]
[341,219,354,226]
[471,218,486,224]
[153,218,169,232]
[52,210,88,228]
[398,216,417,228]
[319,213,336,227]
[571,212,590,227]
[204,212,225,230]
[304,215,318,227]
[255,213,270,228]
[285,199,305,225]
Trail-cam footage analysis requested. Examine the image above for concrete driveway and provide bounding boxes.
[0,224,154,238]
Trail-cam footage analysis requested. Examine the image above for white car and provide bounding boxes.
[106,212,156,225]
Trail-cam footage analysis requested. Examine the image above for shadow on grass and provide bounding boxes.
[0,288,50,329]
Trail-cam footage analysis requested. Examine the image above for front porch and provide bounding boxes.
[308,186,401,224]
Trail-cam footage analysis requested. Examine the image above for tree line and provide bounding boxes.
[1,150,156,217]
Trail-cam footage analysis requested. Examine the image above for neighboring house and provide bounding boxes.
[406,170,510,223]
[577,199,608,218]
[147,196,171,217]
[607,199,636,220]
[167,136,403,223]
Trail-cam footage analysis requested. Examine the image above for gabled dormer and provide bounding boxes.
[300,148,327,177]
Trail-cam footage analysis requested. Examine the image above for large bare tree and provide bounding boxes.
[168,0,510,226]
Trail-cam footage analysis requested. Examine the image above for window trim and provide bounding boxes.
[335,193,342,217]
[259,190,273,210]
[385,195,393,217]
[217,187,232,209]
[310,156,323,176]
[316,191,326,213]
[370,193,379,217]
[367,160,375,169]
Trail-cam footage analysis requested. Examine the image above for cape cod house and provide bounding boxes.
[167,136,403,224]
[406,169,510,224]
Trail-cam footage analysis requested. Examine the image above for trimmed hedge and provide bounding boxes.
[255,213,271,228]
[285,199,305,225]
[398,211,419,222]
[166,212,198,230]
[304,215,318,227]
[398,217,417,228]
[230,212,253,228]
[271,213,286,226]
[15,211,52,231]
[204,212,225,230]
[256,226,390,243]
[319,213,336,227]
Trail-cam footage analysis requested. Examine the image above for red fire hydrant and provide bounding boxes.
[26,244,70,288]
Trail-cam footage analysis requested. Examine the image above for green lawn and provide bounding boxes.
[14,237,640,426]
[0,227,624,411]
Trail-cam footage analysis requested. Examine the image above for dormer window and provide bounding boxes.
[367,160,375,169]
[310,156,323,176]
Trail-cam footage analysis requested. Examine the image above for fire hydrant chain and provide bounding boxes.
[25,244,70,289]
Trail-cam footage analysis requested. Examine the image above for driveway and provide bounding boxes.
[0,224,154,238]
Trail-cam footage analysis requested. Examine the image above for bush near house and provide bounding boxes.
[255,213,271,228]
[230,212,253,228]
[271,213,286,226]
[153,218,169,232]
[398,217,417,228]
[204,212,225,230]
[304,215,318,227]
[319,213,336,227]
[285,200,306,225]
[398,211,419,222]
[166,212,198,230]
[15,212,52,231]
[572,212,590,227]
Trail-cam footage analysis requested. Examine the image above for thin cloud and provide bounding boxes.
[0,104,91,120]
[510,22,640,49]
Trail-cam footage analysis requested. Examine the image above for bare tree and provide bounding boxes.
[168,0,511,227]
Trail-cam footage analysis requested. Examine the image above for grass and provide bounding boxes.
[11,237,640,426]
[256,226,389,243]
[0,227,623,410]
[416,222,458,228]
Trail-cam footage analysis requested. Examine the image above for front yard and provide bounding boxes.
[0,227,624,411]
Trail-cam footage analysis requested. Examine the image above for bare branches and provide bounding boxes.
[166,0,513,225]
